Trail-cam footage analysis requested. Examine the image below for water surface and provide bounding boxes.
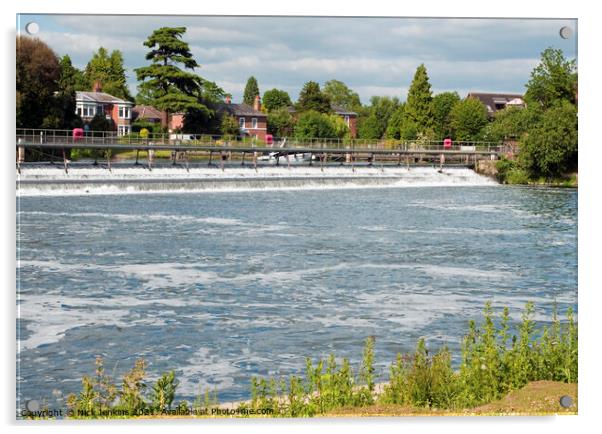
[16,184,577,406]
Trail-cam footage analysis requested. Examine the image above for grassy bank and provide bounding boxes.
[494,158,578,187]
[28,302,576,419]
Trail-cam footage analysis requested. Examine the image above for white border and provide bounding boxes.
[3,1,600,433]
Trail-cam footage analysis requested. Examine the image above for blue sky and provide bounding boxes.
[17,15,577,104]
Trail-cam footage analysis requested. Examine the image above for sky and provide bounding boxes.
[17,14,577,105]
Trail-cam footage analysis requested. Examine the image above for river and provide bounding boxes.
[16,171,577,408]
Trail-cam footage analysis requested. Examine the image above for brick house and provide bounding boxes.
[218,95,267,141]
[466,92,526,117]
[75,82,134,135]
[131,105,185,132]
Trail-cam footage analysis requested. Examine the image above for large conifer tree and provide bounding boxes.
[403,64,434,137]
[135,27,209,124]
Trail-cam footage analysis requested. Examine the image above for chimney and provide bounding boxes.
[225,95,231,104]
[92,81,102,93]
[253,95,261,111]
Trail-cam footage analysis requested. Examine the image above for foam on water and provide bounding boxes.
[17,166,497,196]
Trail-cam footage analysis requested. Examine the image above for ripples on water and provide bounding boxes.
[16,185,577,405]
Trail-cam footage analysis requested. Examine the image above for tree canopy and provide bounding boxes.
[403,64,434,137]
[135,27,208,118]
[84,48,132,100]
[243,76,260,106]
[17,36,65,128]
[294,110,338,139]
[262,88,292,112]
[519,101,577,177]
[267,107,295,137]
[525,47,577,110]
[323,79,361,111]
[296,81,331,113]
[450,98,489,141]
[432,92,461,140]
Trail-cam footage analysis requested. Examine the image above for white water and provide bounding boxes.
[17,166,497,196]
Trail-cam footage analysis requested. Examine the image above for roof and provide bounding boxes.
[132,105,163,120]
[466,92,525,114]
[218,103,266,117]
[76,91,133,105]
[331,105,358,116]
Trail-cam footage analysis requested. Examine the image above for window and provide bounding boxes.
[119,106,131,119]
[81,104,96,118]
[239,117,245,128]
[251,118,258,129]
[118,125,130,136]
[344,115,350,126]
[76,107,82,116]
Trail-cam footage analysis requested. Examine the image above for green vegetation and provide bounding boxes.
[323,79,362,111]
[262,88,292,112]
[59,303,576,419]
[450,97,489,141]
[294,110,348,139]
[135,27,211,121]
[243,76,260,106]
[296,81,332,114]
[85,47,132,101]
[267,106,295,137]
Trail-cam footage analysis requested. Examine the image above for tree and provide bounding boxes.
[294,110,337,139]
[483,105,542,142]
[327,114,351,139]
[267,107,295,137]
[358,96,400,139]
[220,115,240,137]
[357,115,382,140]
[58,55,87,92]
[525,48,577,110]
[135,27,209,126]
[519,101,577,177]
[323,79,361,111]
[243,76,260,106]
[296,81,331,113]
[262,88,292,112]
[55,55,84,129]
[450,97,489,141]
[403,64,434,138]
[16,36,61,128]
[84,48,132,100]
[89,113,114,131]
[432,92,461,140]
[385,105,407,139]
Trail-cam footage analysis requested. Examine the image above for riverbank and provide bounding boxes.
[327,381,577,416]
[476,160,578,187]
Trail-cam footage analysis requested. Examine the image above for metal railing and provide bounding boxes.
[16,128,507,153]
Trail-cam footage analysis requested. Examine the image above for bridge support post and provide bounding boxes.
[253,152,258,172]
[185,151,189,172]
[208,151,212,166]
[62,147,68,174]
[440,153,445,170]
[241,152,246,166]
[220,151,225,171]
[107,149,112,172]
[286,152,290,170]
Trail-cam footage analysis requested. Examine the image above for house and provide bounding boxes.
[131,105,186,132]
[466,92,526,117]
[131,105,163,124]
[218,95,267,141]
[287,105,358,138]
[75,82,134,135]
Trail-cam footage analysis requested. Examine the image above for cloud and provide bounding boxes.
[28,15,577,103]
